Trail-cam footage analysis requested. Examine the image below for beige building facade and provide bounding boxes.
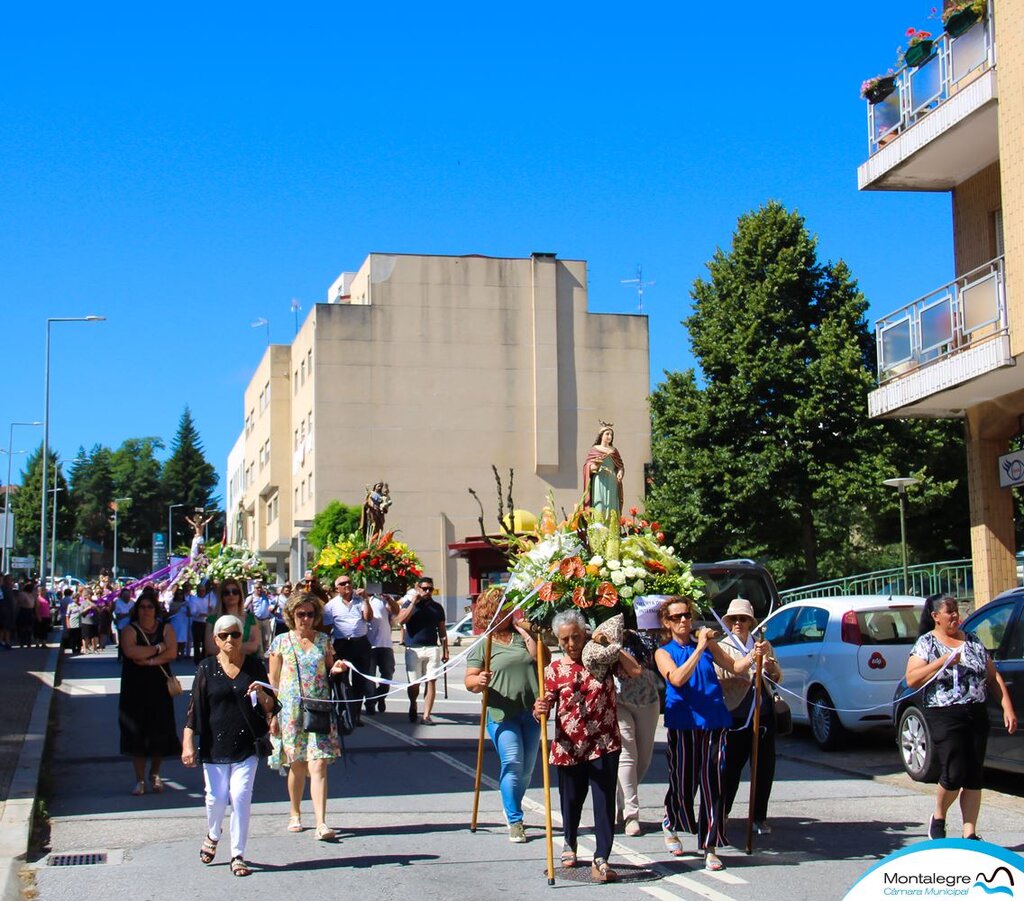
[860,0,1022,605]
[230,252,652,612]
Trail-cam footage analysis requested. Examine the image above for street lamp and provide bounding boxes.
[49,486,63,589]
[40,316,105,588]
[167,503,185,559]
[3,421,42,573]
[112,497,132,580]
[884,476,920,594]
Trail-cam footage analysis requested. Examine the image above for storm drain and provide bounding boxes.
[47,852,108,867]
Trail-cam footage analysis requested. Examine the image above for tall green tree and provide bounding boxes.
[161,407,218,550]
[307,501,363,553]
[647,202,966,587]
[69,444,115,543]
[11,445,73,558]
[109,437,165,551]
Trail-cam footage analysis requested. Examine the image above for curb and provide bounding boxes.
[0,645,61,901]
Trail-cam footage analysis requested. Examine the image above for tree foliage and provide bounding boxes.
[69,444,115,543]
[307,500,362,553]
[109,437,165,551]
[647,202,968,587]
[161,407,219,549]
[11,445,73,557]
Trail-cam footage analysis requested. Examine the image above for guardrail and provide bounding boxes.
[779,559,974,603]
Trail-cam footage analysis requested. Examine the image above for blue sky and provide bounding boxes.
[1,1,952,499]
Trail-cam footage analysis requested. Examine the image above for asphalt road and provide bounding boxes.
[29,647,1024,901]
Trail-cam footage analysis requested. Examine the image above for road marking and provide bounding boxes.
[704,869,746,884]
[640,887,686,901]
[663,873,738,900]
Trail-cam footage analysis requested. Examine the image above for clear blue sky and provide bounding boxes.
[1,1,951,500]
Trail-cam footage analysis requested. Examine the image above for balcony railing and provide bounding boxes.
[866,15,993,156]
[876,256,1006,382]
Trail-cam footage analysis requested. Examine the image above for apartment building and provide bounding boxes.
[860,0,1022,604]
[230,252,651,608]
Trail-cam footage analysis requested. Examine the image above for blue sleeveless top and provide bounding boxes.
[661,640,731,730]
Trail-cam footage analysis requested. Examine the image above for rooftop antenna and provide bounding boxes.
[621,264,655,312]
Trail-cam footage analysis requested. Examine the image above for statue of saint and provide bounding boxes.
[582,423,624,514]
[361,482,389,538]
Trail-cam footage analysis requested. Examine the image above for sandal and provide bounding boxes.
[705,851,725,872]
[150,775,166,794]
[287,815,303,833]
[560,847,578,868]
[131,781,146,796]
[199,834,218,864]
[591,857,618,883]
[662,819,683,856]
[315,823,337,841]
[230,856,251,877]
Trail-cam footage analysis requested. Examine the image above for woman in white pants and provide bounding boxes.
[182,615,277,877]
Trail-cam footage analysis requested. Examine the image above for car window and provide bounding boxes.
[967,601,1015,654]
[698,569,776,621]
[857,609,920,645]
[1002,608,1024,661]
[762,607,798,646]
[790,606,828,644]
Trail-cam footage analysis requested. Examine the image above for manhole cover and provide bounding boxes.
[548,863,660,884]
[47,852,108,867]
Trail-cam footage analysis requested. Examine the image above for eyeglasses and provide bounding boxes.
[222,588,241,596]
[217,631,242,640]
[665,612,692,623]
[336,582,351,588]
[295,610,315,619]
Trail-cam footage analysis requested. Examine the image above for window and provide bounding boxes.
[790,606,829,644]
[308,410,313,434]
[1003,605,1024,661]
[300,360,305,385]
[266,493,278,525]
[307,349,312,372]
[259,381,270,412]
[301,479,306,501]
[308,474,312,498]
[294,429,299,451]
[294,487,299,508]
[763,607,798,646]
[969,601,1015,655]
[294,369,298,395]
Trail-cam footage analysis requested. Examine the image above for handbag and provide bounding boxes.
[135,624,182,697]
[231,677,275,758]
[290,636,334,735]
[772,692,793,736]
[331,675,355,737]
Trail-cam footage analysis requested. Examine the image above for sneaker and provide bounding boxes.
[928,816,946,840]
[624,817,642,837]
[753,821,772,835]
[508,822,526,843]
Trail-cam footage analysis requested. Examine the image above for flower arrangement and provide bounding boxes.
[502,500,704,628]
[177,543,270,586]
[861,71,896,101]
[315,529,423,588]
[905,27,932,46]
[933,1,985,26]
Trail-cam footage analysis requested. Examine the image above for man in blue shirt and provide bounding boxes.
[323,575,373,727]
[396,577,448,725]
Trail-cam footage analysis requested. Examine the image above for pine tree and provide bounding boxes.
[69,444,115,543]
[161,407,218,550]
[11,445,73,558]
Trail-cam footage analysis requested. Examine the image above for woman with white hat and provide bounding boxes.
[714,597,783,837]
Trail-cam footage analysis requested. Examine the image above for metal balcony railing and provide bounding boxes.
[866,14,994,155]
[875,256,1006,382]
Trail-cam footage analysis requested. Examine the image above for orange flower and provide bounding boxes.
[572,585,593,609]
[559,556,585,579]
[645,559,667,574]
[585,563,600,576]
[629,505,639,516]
[538,581,562,603]
[596,582,618,607]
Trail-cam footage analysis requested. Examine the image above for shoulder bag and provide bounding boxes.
[290,636,333,734]
[231,675,275,759]
[135,624,183,697]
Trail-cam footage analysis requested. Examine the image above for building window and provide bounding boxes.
[294,487,299,508]
[308,474,313,499]
[267,493,278,525]
[308,410,313,434]
[307,349,312,372]
[994,209,1003,257]
[294,428,299,450]
[294,369,298,395]
[300,360,305,385]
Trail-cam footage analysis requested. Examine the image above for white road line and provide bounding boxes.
[640,886,687,901]
[663,873,738,901]
[704,869,746,885]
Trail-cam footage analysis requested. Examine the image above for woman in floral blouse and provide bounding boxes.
[906,594,1016,841]
[534,610,640,884]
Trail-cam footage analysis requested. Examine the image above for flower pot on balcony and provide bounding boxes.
[865,75,897,104]
[944,7,979,37]
[904,39,935,68]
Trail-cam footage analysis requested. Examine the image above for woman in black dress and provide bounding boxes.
[119,587,181,795]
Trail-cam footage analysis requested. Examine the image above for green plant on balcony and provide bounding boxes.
[861,71,897,104]
[898,28,934,68]
[939,0,986,37]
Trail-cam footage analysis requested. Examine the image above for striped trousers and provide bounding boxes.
[664,727,728,851]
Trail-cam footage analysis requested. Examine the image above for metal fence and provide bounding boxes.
[779,559,974,604]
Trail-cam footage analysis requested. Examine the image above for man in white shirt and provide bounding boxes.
[322,575,373,727]
[245,579,274,655]
[186,581,212,663]
[364,593,400,715]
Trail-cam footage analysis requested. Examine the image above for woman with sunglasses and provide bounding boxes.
[655,597,764,872]
[182,614,278,877]
[267,592,348,840]
[205,578,261,658]
[119,587,182,795]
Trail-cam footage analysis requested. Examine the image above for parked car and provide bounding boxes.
[691,559,781,624]
[446,612,474,647]
[759,595,924,750]
[893,586,1024,780]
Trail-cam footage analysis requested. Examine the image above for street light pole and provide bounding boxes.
[113,497,132,580]
[884,477,920,594]
[49,486,63,587]
[3,421,41,573]
[39,316,105,587]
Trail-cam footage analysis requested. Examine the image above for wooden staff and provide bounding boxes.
[745,650,765,855]
[470,635,493,832]
[537,640,555,886]
[444,667,449,699]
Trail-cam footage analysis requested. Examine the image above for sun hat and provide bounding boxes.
[724,598,755,620]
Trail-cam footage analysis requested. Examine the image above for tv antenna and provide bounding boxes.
[621,264,655,312]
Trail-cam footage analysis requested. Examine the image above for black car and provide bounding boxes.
[691,559,781,623]
[893,586,1024,780]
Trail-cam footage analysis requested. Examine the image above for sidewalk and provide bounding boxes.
[0,642,60,901]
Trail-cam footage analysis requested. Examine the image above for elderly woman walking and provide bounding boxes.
[182,614,278,877]
[268,592,347,840]
[534,610,640,884]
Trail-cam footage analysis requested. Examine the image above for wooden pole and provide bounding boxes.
[537,640,556,886]
[745,651,765,855]
[470,635,493,833]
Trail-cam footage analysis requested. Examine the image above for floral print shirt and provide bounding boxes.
[911,631,990,708]
[544,656,621,766]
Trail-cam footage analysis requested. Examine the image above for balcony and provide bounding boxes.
[858,16,997,191]
[869,256,1015,418]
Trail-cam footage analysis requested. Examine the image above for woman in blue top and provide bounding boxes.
[655,597,764,872]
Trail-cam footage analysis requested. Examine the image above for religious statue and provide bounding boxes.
[185,510,214,559]
[582,422,624,515]
[361,481,391,538]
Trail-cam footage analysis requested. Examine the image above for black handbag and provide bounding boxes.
[772,692,793,736]
[290,636,334,735]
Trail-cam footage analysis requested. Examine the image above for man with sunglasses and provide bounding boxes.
[322,575,373,727]
[396,578,448,724]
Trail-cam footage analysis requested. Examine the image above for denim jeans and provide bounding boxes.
[486,709,541,825]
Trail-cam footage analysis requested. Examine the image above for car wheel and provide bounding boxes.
[808,687,847,751]
[898,705,939,782]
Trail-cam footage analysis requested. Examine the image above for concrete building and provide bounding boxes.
[860,1,1021,605]
[230,252,651,613]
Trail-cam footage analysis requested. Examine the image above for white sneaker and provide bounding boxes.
[508,822,526,843]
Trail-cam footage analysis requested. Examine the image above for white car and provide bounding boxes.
[446,612,474,647]
[760,595,924,750]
